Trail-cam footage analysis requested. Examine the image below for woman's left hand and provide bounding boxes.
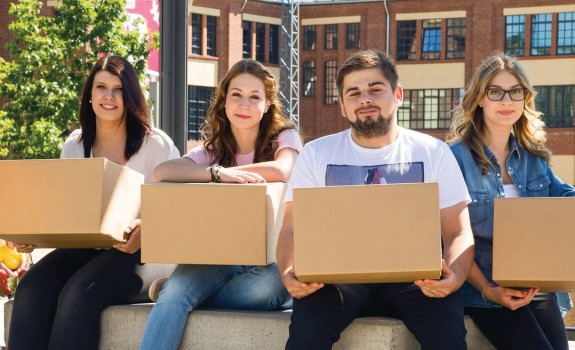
[113,219,141,254]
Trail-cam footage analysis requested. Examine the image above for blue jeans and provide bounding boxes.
[140,263,291,350]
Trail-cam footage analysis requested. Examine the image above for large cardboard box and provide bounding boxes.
[0,158,143,248]
[141,182,287,265]
[293,183,442,284]
[493,197,575,292]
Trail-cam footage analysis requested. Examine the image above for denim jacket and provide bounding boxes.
[450,135,575,308]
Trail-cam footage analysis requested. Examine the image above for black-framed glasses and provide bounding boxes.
[484,88,528,101]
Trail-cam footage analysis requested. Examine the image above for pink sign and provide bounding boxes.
[125,0,160,81]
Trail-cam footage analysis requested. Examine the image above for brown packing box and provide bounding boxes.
[141,182,287,265]
[293,183,442,284]
[493,197,575,292]
[0,158,143,248]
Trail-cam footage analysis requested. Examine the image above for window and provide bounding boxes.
[346,23,360,49]
[325,24,338,50]
[422,19,441,60]
[256,23,265,62]
[243,21,252,59]
[531,13,552,56]
[303,25,316,50]
[558,12,575,55]
[398,89,463,129]
[535,85,575,127]
[505,15,525,56]
[188,86,215,140]
[302,61,316,97]
[446,18,465,59]
[397,20,416,61]
[324,60,338,105]
[191,14,202,55]
[206,16,217,57]
[269,24,280,64]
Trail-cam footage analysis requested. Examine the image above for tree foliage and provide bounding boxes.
[0,0,158,159]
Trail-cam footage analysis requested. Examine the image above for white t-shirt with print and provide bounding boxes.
[286,127,470,209]
[61,127,181,183]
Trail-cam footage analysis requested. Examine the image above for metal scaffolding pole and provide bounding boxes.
[279,0,300,128]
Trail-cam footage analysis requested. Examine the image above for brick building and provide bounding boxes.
[1,0,574,178]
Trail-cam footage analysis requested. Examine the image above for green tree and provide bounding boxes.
[0,0,158,159]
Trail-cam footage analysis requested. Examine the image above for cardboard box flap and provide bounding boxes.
[493,197,575,292]
[293,183,442,283]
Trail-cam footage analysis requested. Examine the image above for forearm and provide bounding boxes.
[234,148,298,182]
[466,262,491,293]
[153,158,211,182]
[443,233,474,289]
[276,228,295,277]
[234,161,290,182]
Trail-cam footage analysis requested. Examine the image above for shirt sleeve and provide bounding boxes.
[436,142,471,209]
[284,142,319,202]
[183,146,215,165]
[275,129,304,157]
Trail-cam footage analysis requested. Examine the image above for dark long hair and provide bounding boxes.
[78,55,151,160]
[201,59,298,166]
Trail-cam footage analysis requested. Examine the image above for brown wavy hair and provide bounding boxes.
[446,52,550,174]
[79,55,151,160]
[201,59,298,166]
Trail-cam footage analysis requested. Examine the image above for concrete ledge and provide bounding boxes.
[3,301,495,349]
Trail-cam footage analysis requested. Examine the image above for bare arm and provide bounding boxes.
[276,203,324,299]
[234,148,298,182]
[153,148,298,183]
[415,200,474,297]
[467,258,537,310]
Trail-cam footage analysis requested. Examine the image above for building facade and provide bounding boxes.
[1,0,574,178]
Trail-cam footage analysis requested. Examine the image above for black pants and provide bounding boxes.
[286,283,467,350]
[465,293,568,350]
[8,248,176,350]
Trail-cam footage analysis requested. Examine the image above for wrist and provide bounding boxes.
[481,284,495,301]
[209,164,221,183]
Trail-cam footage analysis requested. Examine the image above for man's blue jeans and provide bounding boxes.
[140,263,291,350]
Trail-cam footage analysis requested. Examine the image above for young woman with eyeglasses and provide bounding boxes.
[446,52,574,350]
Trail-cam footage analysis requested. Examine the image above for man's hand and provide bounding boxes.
[414,259,458,298]
[113,219,141,254]
[281,265,324,299]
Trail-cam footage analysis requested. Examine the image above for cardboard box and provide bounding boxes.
[293,183,442,284]
[0,158,143,248]
[493,197,575,292]
[141,182,287,265]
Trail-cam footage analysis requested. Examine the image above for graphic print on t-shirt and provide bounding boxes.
[325,162,424,186]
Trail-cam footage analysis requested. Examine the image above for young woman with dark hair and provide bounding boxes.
[9,56,180,350]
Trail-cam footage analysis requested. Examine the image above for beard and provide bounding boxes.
[347,107,394,138]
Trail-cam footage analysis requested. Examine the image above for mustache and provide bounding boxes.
[354,105,381,114]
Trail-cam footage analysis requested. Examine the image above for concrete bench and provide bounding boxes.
[3,301,495,349]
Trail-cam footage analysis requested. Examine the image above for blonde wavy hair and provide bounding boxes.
[201,59,298,167]
[446,52,550,174]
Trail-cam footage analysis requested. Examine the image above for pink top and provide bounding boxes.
[183,129,303,166]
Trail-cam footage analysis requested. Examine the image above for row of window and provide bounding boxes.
[191,14,217,57]
[187,84,573,140]
[302,23,360,51]
[397,18,466,61]
[505,12,575,56]
[243,21,280,65]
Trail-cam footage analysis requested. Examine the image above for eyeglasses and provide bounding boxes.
[484,88,528,101]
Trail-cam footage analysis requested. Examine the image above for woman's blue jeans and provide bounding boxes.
[140,263,291,350]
